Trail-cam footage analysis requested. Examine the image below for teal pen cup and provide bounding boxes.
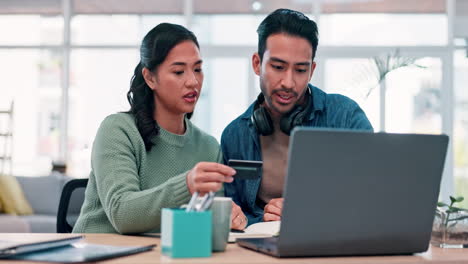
[161,208,212,258]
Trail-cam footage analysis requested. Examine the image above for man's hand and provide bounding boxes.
[263,198,283,221]
[231,201,247,230]
[186,162,235,194]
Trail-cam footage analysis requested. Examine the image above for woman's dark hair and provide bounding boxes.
[257,8,318,61]
[127,23,199,151]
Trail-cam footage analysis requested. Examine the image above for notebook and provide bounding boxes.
[229,221,280,243]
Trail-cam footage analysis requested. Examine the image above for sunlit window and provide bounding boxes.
[192,58,250,140]
[67,49,138,178]
[193,15,264,45]
[71,15,184,45]
[0,0,466,207]
[386,58,442,134]
[0,49,61,176]
[320,14,447,46]
[0,15,63,45]
[323,58,380,131]
[454,50,468,207]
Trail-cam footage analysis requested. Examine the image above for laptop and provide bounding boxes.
[237,128,449,257]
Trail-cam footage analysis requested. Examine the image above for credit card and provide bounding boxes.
[228,159,263,180]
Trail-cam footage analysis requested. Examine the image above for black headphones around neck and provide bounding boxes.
[251,87,313,136]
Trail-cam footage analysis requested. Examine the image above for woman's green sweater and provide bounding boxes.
[73,113,221,234]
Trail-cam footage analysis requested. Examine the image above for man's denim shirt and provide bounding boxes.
[221,84,374,226]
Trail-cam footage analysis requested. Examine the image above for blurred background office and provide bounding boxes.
[0,0,467,205]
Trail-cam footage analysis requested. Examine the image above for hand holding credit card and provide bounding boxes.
[228,159,263,180]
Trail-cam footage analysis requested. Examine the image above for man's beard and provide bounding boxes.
[259,79,305,116]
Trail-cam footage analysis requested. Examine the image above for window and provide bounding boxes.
[192,58,250,140]
[0,15,63,45]
[193,15,264,45]
[323,58,380,130]
[0,49,61,176]
[68,49,138,178]
[320,14,447,46]
[385,58,442,134]
[0,1,466,204]
[454,50,468,207]
[71,15,184,45]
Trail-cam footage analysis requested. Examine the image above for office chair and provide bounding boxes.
[57,178,88,233]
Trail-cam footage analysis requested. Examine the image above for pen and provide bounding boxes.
[186,191,199,212]
[185,191,215,212]
[199,192,215,211]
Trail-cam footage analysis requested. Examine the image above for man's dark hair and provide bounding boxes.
[257,8,319,61]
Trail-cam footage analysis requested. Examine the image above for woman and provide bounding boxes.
[73,23,247,234]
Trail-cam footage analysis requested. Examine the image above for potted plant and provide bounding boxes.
[431,196,468,248]
[349,49,426,131]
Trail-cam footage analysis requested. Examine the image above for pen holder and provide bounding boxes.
[161,208,212,258]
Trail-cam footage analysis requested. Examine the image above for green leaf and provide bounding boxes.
[449,196,464,203]
[447,207,461,213]
[438,202,449,207]
[447,215,468,222]
[451,206,468,211]
[450,196,457,204]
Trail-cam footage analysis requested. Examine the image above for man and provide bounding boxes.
[221,9,373,226]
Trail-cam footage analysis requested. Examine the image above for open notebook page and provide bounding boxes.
[228,221,280,243]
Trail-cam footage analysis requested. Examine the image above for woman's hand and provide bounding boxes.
[186,162,235,194]
[231,201,247,230]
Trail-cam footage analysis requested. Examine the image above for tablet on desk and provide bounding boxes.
[0,234,155,263]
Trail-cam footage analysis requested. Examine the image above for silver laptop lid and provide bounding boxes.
[278,128,448,257]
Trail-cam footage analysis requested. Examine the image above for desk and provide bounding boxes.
[2,233,468,264]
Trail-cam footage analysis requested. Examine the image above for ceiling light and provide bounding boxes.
[252,1,262,11]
